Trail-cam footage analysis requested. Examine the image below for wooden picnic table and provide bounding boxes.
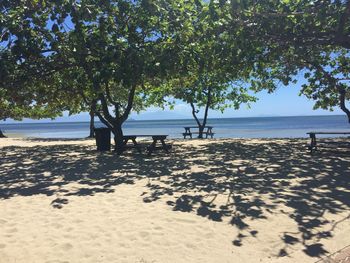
[183,126,215,139]
[307,131,350,153]
[123,135,171,156]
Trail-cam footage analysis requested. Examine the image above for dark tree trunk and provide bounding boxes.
[89,112,95,138]
[192,87,212,139]
[198,125,204,139]
[82,73,136,154]
[111,123,125,154]
[93,83,136,154]
[339,88,350,123]
[190,102,203,138]
[200,87,212,138]
[88,100,97,138]
[0,128,6,138]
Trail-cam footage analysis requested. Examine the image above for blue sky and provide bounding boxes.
[2,80,344,123]
[134,75,345,120]
[131,85,343,120]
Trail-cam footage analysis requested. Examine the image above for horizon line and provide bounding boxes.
[1,114,346,125]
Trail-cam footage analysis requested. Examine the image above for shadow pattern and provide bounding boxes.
[1,138,350,259]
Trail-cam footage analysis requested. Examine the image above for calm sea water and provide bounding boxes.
[1,115,350,139]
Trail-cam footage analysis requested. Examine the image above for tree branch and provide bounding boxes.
[339,88,350,123]
[121,84,136,123]
[105,82,119,109]
[202,86,212,128]
[99,93,116,125]
[190,102,201,127]
[95,110,113,129]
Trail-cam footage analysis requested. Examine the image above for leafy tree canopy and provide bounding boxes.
[213,0,350,121]
[0,0,76,126]
[146,0,257,137]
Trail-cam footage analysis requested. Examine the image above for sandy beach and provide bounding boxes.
[0,137,349,263]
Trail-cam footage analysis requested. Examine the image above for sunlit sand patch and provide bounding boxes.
[186,155,209,161]
[190,164,209,173]
[0,162,16,168]
[22,159,36,165]
[227,159,248,166]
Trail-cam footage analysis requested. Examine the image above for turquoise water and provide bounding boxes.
[1,115,350,139]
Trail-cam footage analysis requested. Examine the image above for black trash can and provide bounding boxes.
[94,128,111,151]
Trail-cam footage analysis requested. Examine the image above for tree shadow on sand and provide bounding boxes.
[0,142,178,204]
[1,138,350,260]
[140,139,350,259]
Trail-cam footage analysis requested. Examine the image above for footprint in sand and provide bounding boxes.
[186,243,197,249]
[118,242,129,248]
[60,242,73,251]
[0,219,8,224]
[6,228,18,233]
[51,223,63,229]
[139,231,150,238]
[203,232,214,239]
[104,232,112,238]
[8,239,17,243]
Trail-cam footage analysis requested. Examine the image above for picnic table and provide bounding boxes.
[307,131,350,153]
[123,135,171,156]
[182,126,215,139]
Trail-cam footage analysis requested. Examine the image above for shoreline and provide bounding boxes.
[1,134,350,140]
[1,115,349,140]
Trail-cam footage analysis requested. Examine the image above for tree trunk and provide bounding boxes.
[0,128,6,138]
[190,102,203,138]
[339,88,350,123]
[111,123,125,154]
[88,112,95,138]
[199,87,212,139]
[198,125,204,139]
[88,100,97,138]
[91,82,136,155]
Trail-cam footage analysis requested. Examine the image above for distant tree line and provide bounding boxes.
[1,0,349,150]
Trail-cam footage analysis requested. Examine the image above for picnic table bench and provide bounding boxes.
[307,131,350,153]
[123,135,171,156]
[183,126,215,139]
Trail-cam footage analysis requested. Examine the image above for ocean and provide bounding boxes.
[1,115,350,139]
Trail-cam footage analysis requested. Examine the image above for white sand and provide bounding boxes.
[0,137,349,263]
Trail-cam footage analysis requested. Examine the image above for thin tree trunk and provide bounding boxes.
[89,112,95,138]
[201,87,212,138]
[0,128,6,138]
[339,88,350,123]
[88,100,97,138]
[198,126,204,139]
[190,102,203,138]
